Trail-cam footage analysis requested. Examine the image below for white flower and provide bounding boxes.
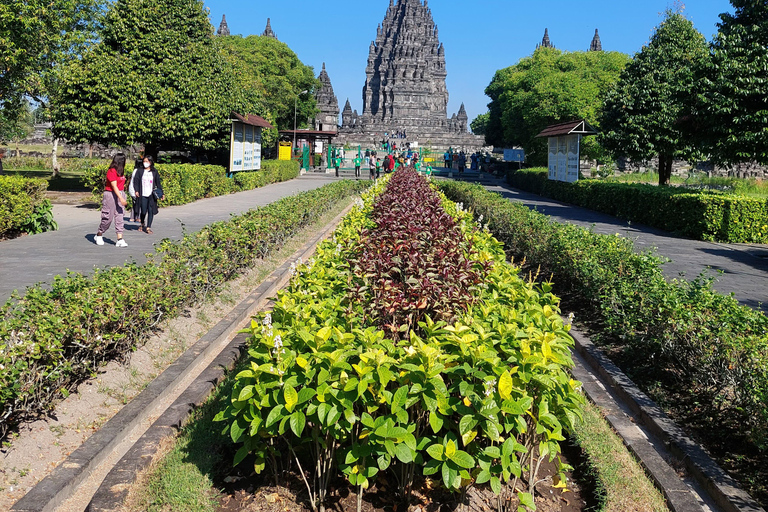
[567,312,575,324]
[273,335,283,350]
[263,313,272,326]
[483,378,497,398]
[355,198,364,209]
[478,214,484,224]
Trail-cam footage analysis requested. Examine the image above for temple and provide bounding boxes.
[337,0,483,150]
[262,18,277,39]
[312,63,339,133]
[589,29,602,51]
[216,15,230,37]
[536,28,554,49]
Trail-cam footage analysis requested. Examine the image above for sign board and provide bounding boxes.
[230,122,262,171]
[278,141,292,161]
[503,148,525,163]
[547,135,580,183]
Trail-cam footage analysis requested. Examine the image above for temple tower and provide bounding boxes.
[313,63,339,132]
[537,28,553,49]
[217,15,230,36]
[589,29,603,51]
[263,18,277,39]
[359,0,449,133]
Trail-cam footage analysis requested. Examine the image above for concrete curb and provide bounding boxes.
[570,328,764,512]
[84,204,353,512]
[11,202,355,512]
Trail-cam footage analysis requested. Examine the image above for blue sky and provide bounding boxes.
[204,0,733,125]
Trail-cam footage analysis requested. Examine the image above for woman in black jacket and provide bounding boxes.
[131,155,164,234]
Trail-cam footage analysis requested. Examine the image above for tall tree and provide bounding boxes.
[600,11,709,185]
[485,48,629,165]
[698,0,768,166]
[51,0,241,155]
[218,35,319,131]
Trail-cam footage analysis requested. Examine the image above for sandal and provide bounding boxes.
[138,225,146,233]
[145,228,153,234]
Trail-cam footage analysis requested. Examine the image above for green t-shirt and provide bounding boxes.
[354,157,362,166]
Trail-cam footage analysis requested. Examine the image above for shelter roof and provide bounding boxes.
[279,129,338,137]
[231,112,274,129]
[536,120,598,138]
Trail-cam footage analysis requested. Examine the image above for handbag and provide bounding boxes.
[152,185,163,200]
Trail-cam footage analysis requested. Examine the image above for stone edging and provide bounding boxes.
[570,328,765,512]
[83,204,353,512]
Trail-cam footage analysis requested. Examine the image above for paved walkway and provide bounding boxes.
[0,178,331,304]
[477,176,768,312]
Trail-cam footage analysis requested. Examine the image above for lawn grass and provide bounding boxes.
[572,401,670,512]
[2,169,88,192]
[605,171,768,198]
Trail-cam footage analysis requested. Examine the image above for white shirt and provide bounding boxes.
[141,168,154,197]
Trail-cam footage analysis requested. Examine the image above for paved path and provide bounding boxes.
[0,178,331,304]
[479,178,768,312]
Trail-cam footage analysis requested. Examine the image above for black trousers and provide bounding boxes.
[139,196,155,228]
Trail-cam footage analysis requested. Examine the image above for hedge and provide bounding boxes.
[507,168,768,243]
[0,175,58,237]
[439,181,768,449]
[0,179,367,439]
[83,160,301,206]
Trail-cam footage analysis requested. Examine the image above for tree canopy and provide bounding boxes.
[600,11,708,185]
[51,0,242,154]
[698,0,768,167]
[0,0,101,142]
[470,112,489,136]
[485,48,629,165]
[218,35,319,131]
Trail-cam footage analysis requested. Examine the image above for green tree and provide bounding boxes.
[0,0,101,150]
[698,0,768,166]
[470,112,489,137]
[600,11,709,185]
[219,35,319,132]
[51,0,241,155]
[485,48,629,165]
[0,101,33,150]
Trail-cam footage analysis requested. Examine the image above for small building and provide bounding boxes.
[536,120,597,183]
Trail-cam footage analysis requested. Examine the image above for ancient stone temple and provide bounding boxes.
[589,29,602,51]
[337,0,484,150]
[262,18,277,39]
[536,28,554,49]
[216,15,230,37]
[312,63,339,132]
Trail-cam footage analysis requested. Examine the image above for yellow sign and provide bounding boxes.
[279,144,292,161]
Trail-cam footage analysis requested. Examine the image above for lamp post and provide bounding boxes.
[293,90,309,159]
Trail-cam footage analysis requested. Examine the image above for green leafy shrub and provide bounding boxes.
[0,180,368,439]
[439,180,768,449]
[0,176,57,236]
[218,171,583,512]
[507,168,768,243]
[82,160,301,206]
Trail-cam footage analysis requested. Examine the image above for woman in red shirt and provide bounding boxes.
[95,153,129,247]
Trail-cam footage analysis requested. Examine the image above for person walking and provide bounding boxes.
[444,150,451,169]
[369,157,377,180]
[95,153,129,247]
[334,154,341,177]
[127,161,141,222]
[375,158,381,179]
[354,154,362,178]
[132,155,164,234]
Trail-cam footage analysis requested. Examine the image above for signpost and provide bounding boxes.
[230,112,274,172]
[537,120,597,183]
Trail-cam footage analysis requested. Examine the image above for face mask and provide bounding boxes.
[143,162,150,168]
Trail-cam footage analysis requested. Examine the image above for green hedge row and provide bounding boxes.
[507,168,768,243]
[0,176,58,237]
[0,180,367,439]
[83,160,301,206]
[439,181,768,449]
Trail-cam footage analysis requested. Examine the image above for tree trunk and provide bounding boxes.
[658,153,672,186]
[88,144,93,158]
[52,138,60,178]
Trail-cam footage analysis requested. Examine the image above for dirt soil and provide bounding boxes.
[211,439,594,512]
[0,209,344,511]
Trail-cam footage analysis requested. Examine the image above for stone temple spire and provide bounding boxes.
[589,29,603,51]
[216,14,230,37]
[537,28,553,49]
[262,18,277,39]
[313,63,339,132]
[360,0,448,130]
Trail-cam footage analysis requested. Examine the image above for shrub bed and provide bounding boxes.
[0,180,367,439]
[507,168,768,243]
[439,180,768,450]
[0,175,58,237]
[217,170,583,512]
[82,160,301,206]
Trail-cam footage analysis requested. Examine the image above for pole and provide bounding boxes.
[293,95,297,160]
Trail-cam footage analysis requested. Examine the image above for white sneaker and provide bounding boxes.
[95,235,104,246]
[115,239,128,248]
